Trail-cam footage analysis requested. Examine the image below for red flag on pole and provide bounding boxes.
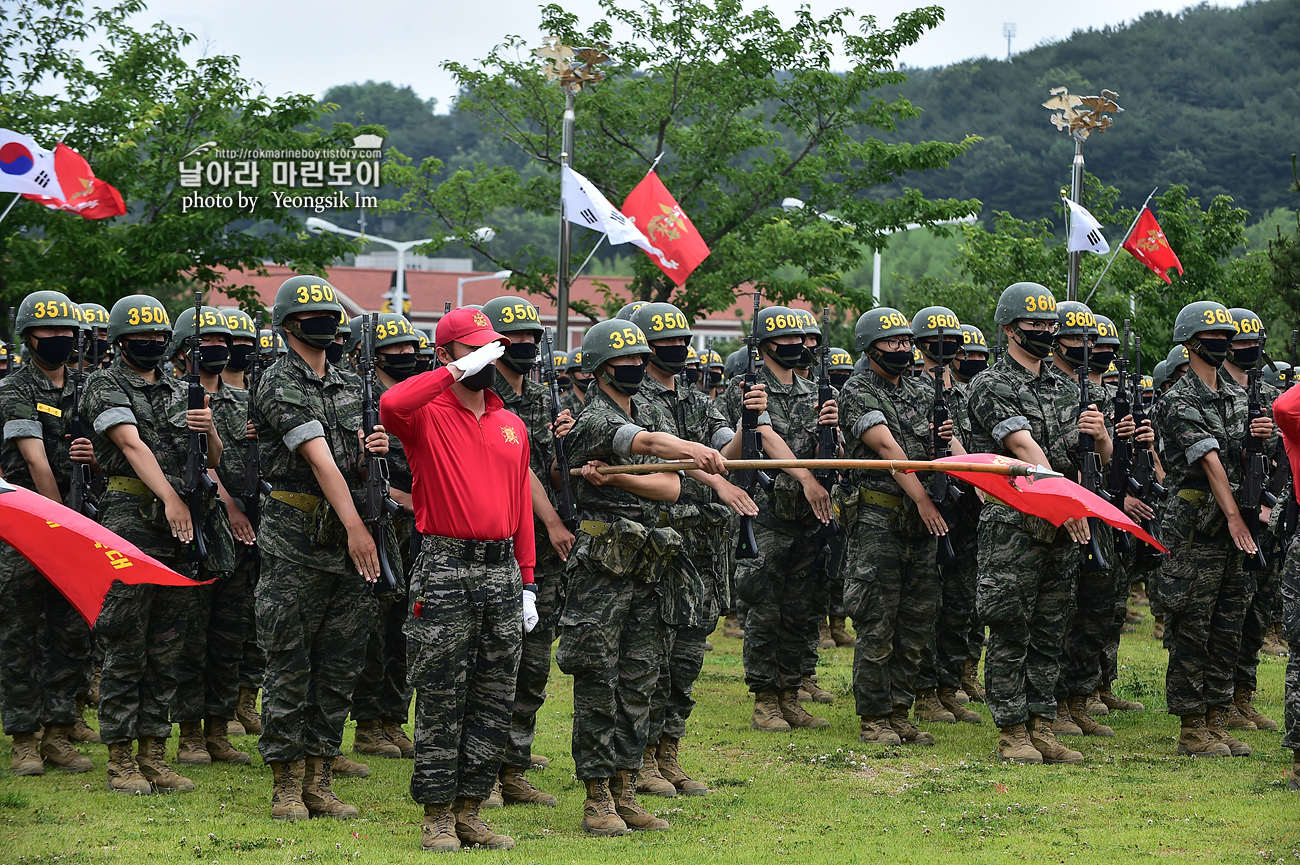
[621,172,710,286]
[22,143,126,219]
[1121,207,1183,284]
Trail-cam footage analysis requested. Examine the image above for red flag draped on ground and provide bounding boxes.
[622,171,710,286]
[1121,207,1183,284]
[0,479,204,626]
[22,142,126,219]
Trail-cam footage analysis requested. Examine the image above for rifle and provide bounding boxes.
[815,307,839,539]
[540,327,578,532]
[1106,321,1134,554]
[180,291,214,564]
[242,311,271,526]
[1242,350,1274,571]
[1127,333,1166,567]
[928,324,958,564]
[993,326,1004,363]
[66,326,96,519]
[1077,336,1108,572]
[734,291,769,559]
[359,313,404,601]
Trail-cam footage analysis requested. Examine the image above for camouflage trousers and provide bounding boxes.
[352,598,412,723]
[1160,534,1251,716]
[255,553,376,763]
[0,548,93,733]
[557,553,665,780]
[96,582,193,743]
[1101,549,1135,687]
[407,545,521,805]
[917,521,981,692]
[1278,531,1300,750]
[236,546,264,690]
[842,512,940,718]
[1058,524,1117,701]
[1235,551,1282,691]
[649,624,711,743]
[976,519,1078,728]
[503,563,559,770]
[172,561,245,722]
[737,520,823,694]
[802,533,843,677]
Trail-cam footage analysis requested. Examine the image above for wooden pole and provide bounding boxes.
[569,458,1060,479]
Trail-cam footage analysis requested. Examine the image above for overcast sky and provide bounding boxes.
[127,0,1246,109]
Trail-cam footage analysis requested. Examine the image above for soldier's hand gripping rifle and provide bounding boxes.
[814,307,840,539]
[734,291,772,560]
[1106,321,1134,554]
[242,311,272,527]
[1077,337,1108,572]
[1127,333,1165,566]
[928,325,958,564]
[359,313,404,601]
[1242,350,1275,571]
[181,291,213,564]
[541,327,577,532]
[67,326,96,519]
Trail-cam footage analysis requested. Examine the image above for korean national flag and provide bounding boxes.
[1064,198,1110,255]
[561,165,677,270]
[0,129,63,198]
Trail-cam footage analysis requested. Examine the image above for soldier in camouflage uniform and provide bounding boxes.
[250,275,388,820]
[559,318,732,836]
[0,291,97,775]
[166,306,248,767]
[839,307,960,746]
[1154,301,1273,758]
[717,306,838,733]
[967,283,1112,765]
[83,293,226,794]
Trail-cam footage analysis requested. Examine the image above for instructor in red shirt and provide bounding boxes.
[380,307,541,853]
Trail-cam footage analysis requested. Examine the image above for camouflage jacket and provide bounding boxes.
[560,388,586,419]
[1154,368,1253,494]
[494,368,556,506]
[565,385,672,526]
[0,363,79,496]
[635,371,734,507]
[209,380,250,497]
[837,369,935,507]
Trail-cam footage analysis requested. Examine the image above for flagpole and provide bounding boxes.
[569,235,606,284]
[0,193,21,226]
[556,88,575,351]
[1083,186,1158,305]
[1066,139,1084,301]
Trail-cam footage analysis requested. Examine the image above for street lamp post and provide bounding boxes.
[456,270,514,309]
[305,216,430,314]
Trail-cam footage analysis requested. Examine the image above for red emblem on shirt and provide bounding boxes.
[501,426,520,444]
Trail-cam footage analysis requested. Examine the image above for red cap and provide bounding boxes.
[436,307,511,348]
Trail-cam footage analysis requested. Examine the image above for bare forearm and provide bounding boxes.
[1200,451,1240,520]
[17,440,60,502]
[120,440,183,507]
[607,471,680,501]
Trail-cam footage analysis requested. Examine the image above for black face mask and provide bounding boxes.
[921,338,959,364]
[829,371,851,388]
[1088,350,1115,373]
[650,344,690,374]
[872,348,913,377]
[123,338,167,370]
[795,347,816,370]
[502,342,537,374]
[764,343,805,369]
[197,344,230,375]
[556,374,570,388]
[1230,344,1261,367]
[572,376,591,394]
[707,370,723,388]
[1015,327,1055,359]
[284,315,338,350]
[30,335,76,369]
[415,356,433,374]
[1192,336,1230,366]
[956,358,988,380]
[1059,344,1089,368]
[227,343,256,372]
[684,368,701,386]
[325,342,346,365]
[86,337,109,365]
[378,353,420,381]
[460,363,495,392]
[601,362,647,395]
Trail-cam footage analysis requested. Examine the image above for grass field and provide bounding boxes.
[3,614,1298,864]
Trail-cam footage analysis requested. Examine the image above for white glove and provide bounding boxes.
[522,589,539,633]
[450,341,506,377]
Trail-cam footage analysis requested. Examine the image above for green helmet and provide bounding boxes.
[482,295,544,336]
[1094,314,1121,347]
[756,306,805,342]
[15,290,85,337]
[615,300,649,321]
[994,282,1058,325]
[686,345,699,366]
[108,295,172,342]
[631,302,692,342]
[959,324,990,355]
[80,302,109,332]
[794,310,822,344]
[551,348,568,374]
[222,308,258,340]
[373,313,421,348]
[1166,344,1190,369]
[1172,300,1236,343]
[168,305,233,358]
[335,310,352,341]
[1054,300,1098,337]
[1228,307,1265,341]
[581,319,650,372]
[259,329,286,356]
[853,353,868,374]
[418,333,435,358]
[723,348,747,379]
[701,349,724,370]
[1268,360,1292,388]
[272,275,343,327]
[853,307,913,352]
[1151,360,1169,391]
[910,306,961,341]
[828,347,854,371]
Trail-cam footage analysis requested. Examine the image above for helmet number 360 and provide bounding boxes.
[1024,294,1056,313]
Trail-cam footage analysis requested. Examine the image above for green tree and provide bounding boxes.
[385,0,980,323]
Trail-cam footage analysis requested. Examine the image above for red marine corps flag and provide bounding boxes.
[622,171,710,286]
[22,142,126,220]
[1122,207,1183,284]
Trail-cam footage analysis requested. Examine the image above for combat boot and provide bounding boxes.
[1152,614,1164,641]
[996,724,1042,764]
[1131,583,1150,606]
[1176,714,1231,758]
[1052,701,1082,736]
[779,689,830,729]
[72,697,100,743]
[818,618,835,649]
[205,718,251,764]
[829,616,857,646]
[801,675,834,704]
[1205,706,1251,757]
[452,797,515,849]
[961,659,986,703]
[581,778,628,836]
[329,753,371,778]
[530,753,550,769]
[1262,621,1289,656]
[382,720,415,758]
[889,706,935,745]
[1068,695,1114,737]
[137,736,196,792]
[1226,702,1256,730]
[39,725,92,773]
[269,760,309,821]
[1086,691,1110,717]
[1234,686,1278,731]
[105,740,152,794]
[610,769,670,831]
[10,731,44,776]
[751,691,791,732]
[421,802,459,851]
[235,686,262,734]
[722,613,744,639]
[302,756,359,818]
[226,718,246,736]
[1029,717,1084,764]
[176,721,210,765]
[859,715,902,745]
[914,689,956,724]
[484,778,503,808]
[636,746,677,796]
[1290,750,1300,792]
[500,764,557,806]
[87,662,101,707]
[1098,686,1145,713]
[939,687,982,724]
[1125,604,1143,625]
[657,735,707,796]
[353,718,400,757]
